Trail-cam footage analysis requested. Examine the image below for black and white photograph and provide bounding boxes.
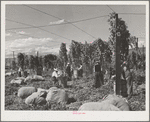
[1,1,149,121]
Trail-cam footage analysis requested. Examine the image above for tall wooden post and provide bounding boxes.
[37,51,39,57]
[142,45,144,59]
[12,51,15,70]
[142,45,145,70]
[36,51,39,75]
[115,13,121,95]
[136,38,138,69]
[12,51,15,61]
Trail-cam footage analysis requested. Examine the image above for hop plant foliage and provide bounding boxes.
[59,43,68,69]
[17,53,25,69]
[108,12,131,67]
[43,54,57,69]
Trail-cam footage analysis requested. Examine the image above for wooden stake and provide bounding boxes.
[115,13,121,95]
[136,38,138,69]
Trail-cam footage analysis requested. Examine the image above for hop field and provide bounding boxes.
[5,73,145,111]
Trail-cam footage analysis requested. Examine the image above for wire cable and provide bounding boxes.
[6,15,109,30]
[6,19,71,41]
[6,30,62,48]
[24,5,97,39]
[6,30,61,44]
[118,13,146,15]
[24,5,61,20]
[106,5,116,13]
[106,5,145,16]
[137,37,145,39]
[6,30,37,38]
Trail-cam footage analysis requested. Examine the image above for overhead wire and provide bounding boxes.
[6,19,71,42]
[6,5,146,44]
[118,13,146,15]
[106,5,145,15]
[24,5,97,39]
[23,5,61,20]
[6,5,146,57]
[106,5,116,13]
[6,30,37,38]
[137,37,145,39]
[106,5,146,43]
[6,30,61,47]
[6,15,109,30]
[106,5,146,17]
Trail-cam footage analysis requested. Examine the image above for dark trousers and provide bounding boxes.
[126,76,133,97]
[94,72,103,88]
[78,69,83,77]
[66,72,71,81]
[18,71,21,77]
[121,79,128,97]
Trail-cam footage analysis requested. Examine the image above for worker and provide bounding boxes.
[121,62,133,98]
[93,61,103,88]
[65,63,71,80]
[18,67,22,77]
[52,68,59,78]
[78,63,83,77]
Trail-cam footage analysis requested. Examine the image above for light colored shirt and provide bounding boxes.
[18,68,22,72]
[78,65,82,70]
[52,70,63,78]
[52,71,58,78]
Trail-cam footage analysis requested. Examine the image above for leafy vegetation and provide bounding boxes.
[5,72,145,111]
[5,12,146,111]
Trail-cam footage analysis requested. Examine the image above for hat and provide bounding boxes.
[121,62,127,68]
[54,68,58,71]
[96,61,100,64]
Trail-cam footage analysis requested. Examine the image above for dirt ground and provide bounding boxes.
[4,72,145,111]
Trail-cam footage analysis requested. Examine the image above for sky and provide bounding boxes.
[5,4,146,58]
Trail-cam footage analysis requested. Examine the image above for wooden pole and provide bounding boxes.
[37,51,39,57]
[11,51,15,69]
[143,45,144,58]
[12,51,14,61]
[115,13,121,95]
[36,51,39,74]
[142,45,145,70]
[136,38,138,69]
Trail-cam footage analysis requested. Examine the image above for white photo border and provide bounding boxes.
[1,1,149,121]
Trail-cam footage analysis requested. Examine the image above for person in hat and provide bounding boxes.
[93,61,103,88]
[78,63,83,77]
[52,68,59,78]
[18,67,22,77]
[65,62,72,81]
[51,68,59,87]
[121,61,133,98]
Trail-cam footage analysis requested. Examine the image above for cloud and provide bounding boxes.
[5,37,60,58]
[5,33,12,37]
[49,19,65,25]
[16,31,27,35]
[138,40,145,47]
[7,37,54,49]
[6,30,29,38]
